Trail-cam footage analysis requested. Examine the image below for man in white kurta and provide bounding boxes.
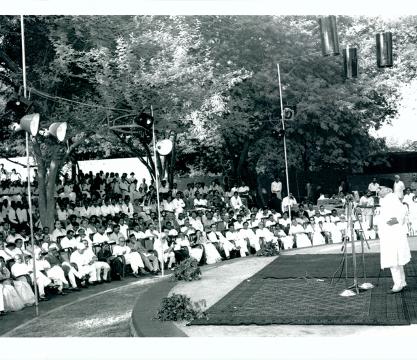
[206,224,235,259]
[376,187,411,292]
[112,238,145,276]
[239,222,260,253]
[393,175,405,201]
[225,224,248,257]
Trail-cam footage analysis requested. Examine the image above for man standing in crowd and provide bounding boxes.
[270,176,282,211]
[368,177,380,196]
[359,191,375,230]
[393,174,405,200]
[281,193,297,214]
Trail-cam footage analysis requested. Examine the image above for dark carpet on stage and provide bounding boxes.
[254,251,417,279]
[190,252,417,326]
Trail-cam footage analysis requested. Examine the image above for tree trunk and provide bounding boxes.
[236,140,250,184]
[43,158,60,231]
[36,159,48,228]
[256,175,266,208]
[167,132,177,188]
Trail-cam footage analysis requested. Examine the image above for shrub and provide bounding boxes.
[155,293,207,322]
[258,241,280,257]
[174,257,202,281]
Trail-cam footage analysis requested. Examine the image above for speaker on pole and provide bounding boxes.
[9,113,40,136]
[343,46,358,78]
[319,15,340,56]
[48,122,67,142]
[376,32,393,68]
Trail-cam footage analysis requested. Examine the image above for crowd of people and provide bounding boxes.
[0,165,416,316]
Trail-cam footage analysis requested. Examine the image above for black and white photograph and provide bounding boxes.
[1,1,417,359]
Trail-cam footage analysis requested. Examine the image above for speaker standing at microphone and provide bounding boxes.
[375,186,411,293]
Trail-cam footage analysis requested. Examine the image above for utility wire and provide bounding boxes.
[28,87,135,113]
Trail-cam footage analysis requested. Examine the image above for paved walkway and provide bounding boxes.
[171,237,417,337]
[1,276,168,337]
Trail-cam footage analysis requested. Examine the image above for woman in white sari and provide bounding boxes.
[289,219,311,248]
[376,187,411,293]
[196,230,221,265]
[10,254,36,305]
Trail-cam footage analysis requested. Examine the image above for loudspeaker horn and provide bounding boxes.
[48,122,67,142]
[156,139,173,156]
[376,32,393,68]
[319,15,340,56]
[343,46,358,78]
[17,113,40,136]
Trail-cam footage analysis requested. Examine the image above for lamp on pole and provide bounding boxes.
[16,15,69,315]
[20,14,40,316]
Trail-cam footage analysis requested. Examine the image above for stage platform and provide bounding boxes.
[164,237,417,337]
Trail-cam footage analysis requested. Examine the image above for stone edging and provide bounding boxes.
[129,274,187,337]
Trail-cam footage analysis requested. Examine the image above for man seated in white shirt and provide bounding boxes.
[9,169,21,183]
[256,207,270,220]
[172,192,186,215]
[201,211,217,228]
[60,229,79,250]
[264,214,277,228]
[193,192,208,210]
[5,227,24,244]
[143,223,160,250]
[93,225,110,245]
[158,180,170,200]
[108,224,125,245]
[100,198,112,217]
[69,243,98,285]
[118,218,129,239]
[318,205,331,216]
[76,228,92,247]
[81,239,110,283]
[306,203,316,219]
[238,221,259,254]
[112,237,145,277]
[189,211,204,232]
[121,197,134,218]
[130,223,146,241]
[206,223,235,259]
[233,214,245,230]
[180,218,197,236]
[278,212,291,233]
[255,221,278,246]
[281,193,297,214]
[248,213,260,229]
[230,192,243,210]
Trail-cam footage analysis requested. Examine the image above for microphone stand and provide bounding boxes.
[340,198,359,296]
[353,205,374,290]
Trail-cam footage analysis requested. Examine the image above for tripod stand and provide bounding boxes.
[339,198,374,297]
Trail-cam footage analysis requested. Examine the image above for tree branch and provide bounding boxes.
[112,131,156,179]
[4,157,36,168]
[0,49,21,74]
[65,131,95,158]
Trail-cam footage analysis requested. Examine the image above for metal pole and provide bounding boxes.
[350,201,359,293]
[344,203,349,283]
[277,63,291,221]
[151,106,164,277]
[21,15,39,316]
